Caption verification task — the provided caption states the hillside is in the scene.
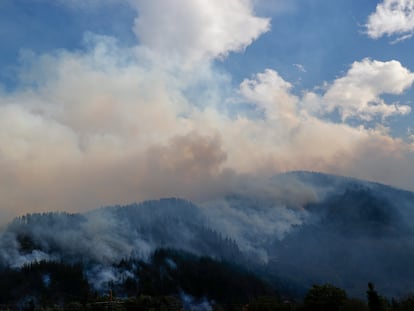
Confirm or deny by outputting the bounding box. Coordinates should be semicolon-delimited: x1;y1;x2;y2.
1;171;414;299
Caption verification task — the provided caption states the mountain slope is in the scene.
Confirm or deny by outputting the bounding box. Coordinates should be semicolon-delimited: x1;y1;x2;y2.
1;171;414;297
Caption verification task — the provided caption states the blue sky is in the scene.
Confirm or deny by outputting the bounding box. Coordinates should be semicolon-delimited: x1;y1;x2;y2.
226;1;413;82
1;0;414;217
1;1;412;84
2;0;413;132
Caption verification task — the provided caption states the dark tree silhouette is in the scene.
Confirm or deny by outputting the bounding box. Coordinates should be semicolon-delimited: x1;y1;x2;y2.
304;283;347;311
367;282;387;311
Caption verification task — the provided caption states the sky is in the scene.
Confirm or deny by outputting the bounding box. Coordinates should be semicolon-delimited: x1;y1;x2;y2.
1;0;414;220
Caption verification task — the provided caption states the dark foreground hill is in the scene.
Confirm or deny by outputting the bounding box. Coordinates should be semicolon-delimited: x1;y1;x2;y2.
0;249;274;308
1;171;414;300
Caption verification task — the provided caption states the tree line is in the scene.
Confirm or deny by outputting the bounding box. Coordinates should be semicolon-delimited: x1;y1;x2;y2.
1;250;414;311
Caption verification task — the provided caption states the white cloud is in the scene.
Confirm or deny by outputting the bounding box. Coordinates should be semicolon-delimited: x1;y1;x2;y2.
231;69;414;190
132;0;270;65
312;58;414;121
366;0;414;41
239;69;298;121
52;0;270;66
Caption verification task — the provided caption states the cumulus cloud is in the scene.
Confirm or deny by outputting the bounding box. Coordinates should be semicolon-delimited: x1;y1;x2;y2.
52;0;270;65
366;0;414;41
231;66;414;190
307;58;414;121
132;0;270;65
239;69;298;121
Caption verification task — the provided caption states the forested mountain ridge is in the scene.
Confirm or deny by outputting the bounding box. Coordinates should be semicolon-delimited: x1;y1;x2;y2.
1;171;414;302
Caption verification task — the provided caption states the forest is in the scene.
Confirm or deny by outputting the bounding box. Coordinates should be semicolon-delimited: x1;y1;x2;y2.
2;173;414;311
0;249;413;311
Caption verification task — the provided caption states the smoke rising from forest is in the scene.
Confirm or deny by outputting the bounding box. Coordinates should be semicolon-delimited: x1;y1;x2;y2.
1;171;414;297
0;172;324;291
1;0;414;222
0;174;315;269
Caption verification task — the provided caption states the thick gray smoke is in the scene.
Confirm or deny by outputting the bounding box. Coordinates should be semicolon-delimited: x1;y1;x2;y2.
0;174;316;289
0;173;318;265
1;171;414;297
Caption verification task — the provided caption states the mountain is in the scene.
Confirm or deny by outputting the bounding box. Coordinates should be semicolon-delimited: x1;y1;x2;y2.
1;171;414;298
268;172;414;297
